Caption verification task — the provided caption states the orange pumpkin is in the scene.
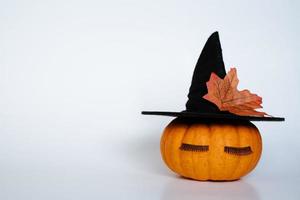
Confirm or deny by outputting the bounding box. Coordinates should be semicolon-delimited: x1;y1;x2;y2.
160;118;262;181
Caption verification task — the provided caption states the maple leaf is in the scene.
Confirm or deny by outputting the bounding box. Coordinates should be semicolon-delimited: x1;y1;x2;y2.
203;68;268;117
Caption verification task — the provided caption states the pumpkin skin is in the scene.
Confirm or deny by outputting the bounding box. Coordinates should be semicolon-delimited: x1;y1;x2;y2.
160;118;262;181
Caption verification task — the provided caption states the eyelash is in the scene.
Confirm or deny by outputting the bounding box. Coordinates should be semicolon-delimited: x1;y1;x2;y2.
224;146;253;156
179;144;253;155
179;143;209;152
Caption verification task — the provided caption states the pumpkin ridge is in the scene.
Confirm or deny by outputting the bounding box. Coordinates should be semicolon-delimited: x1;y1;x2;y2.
207;123;213;180
170;122;186;175
164;123;178;174
255;129;262;168
175;123;188;175
179;124;192;178
168;125;178;174
191;124;200;179
218;124;226;180
246;125;257;175
246;126;262;175
201;123;211;180
243;125;257;177
160;125;170;167
228;124;243;180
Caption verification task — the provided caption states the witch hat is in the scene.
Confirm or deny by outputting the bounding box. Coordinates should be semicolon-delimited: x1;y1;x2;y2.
142;32;284;121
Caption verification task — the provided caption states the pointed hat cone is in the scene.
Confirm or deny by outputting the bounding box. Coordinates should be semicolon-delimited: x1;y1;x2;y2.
185;32;226;113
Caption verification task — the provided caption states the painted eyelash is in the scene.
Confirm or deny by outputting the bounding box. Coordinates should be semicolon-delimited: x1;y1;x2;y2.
179;143;209;152
224;146;253;156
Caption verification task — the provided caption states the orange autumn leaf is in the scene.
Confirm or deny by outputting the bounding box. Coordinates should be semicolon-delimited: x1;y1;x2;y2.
203;68;268;117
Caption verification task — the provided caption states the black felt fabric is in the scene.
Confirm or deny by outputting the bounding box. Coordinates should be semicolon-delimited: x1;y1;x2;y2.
141;111;284;121
142;32;284;122
185;31;226;113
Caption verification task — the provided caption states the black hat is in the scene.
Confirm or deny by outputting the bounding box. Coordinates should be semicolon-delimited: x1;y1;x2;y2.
142;32;284;121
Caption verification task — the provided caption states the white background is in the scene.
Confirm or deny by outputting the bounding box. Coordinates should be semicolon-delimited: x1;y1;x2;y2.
1;0;300;199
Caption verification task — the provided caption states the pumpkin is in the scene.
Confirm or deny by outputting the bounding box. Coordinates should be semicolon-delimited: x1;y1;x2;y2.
160;118;262;181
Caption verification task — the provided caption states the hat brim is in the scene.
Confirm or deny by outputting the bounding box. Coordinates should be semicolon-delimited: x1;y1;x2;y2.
142;111;285;121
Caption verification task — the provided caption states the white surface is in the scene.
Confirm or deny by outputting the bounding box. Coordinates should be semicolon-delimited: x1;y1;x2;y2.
0;0;300;199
